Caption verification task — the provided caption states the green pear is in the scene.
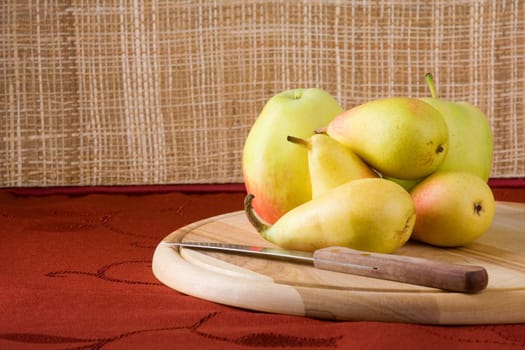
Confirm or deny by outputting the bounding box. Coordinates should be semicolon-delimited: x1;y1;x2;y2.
325;97;449;180
286;133;378;198
420;73;493;182
410;171;495;247
245;178;416;254
243;88;343;224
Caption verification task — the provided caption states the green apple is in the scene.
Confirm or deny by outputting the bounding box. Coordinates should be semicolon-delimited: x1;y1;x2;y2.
242;88;343;224
420;73;493;181
384;176;421;192
410;171;495;247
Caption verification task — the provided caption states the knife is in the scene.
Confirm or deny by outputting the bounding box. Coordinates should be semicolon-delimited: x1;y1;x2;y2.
161;241;488;293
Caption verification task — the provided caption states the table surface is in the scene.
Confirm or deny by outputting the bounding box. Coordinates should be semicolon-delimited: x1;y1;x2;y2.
1;186;525;350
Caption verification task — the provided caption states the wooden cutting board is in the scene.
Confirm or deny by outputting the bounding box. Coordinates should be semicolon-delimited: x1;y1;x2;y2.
152;201;525;325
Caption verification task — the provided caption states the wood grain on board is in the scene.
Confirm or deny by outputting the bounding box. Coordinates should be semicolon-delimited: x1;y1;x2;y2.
152;201;525;324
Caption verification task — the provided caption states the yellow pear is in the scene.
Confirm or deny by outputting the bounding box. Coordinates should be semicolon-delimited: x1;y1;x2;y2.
325;97;449;180
410;171;495;247
245;178;416;254
287;133;378;198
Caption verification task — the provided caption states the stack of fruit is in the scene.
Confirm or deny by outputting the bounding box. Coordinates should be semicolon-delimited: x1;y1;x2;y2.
242;74;495;254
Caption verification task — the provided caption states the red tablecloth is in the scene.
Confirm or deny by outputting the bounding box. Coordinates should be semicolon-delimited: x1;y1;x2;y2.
1;186;525;349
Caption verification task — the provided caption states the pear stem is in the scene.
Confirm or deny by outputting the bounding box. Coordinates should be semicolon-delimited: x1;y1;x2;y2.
244;193;271;234
425;73;439;99
286;135;311;149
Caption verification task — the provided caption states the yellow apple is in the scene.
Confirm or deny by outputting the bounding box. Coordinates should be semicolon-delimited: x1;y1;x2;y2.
242;88;343;224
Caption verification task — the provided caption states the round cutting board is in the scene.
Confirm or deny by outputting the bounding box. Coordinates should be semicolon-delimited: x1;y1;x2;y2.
152;201;525;324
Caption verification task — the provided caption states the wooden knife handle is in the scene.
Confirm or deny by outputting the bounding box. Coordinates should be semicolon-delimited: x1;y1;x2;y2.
313;246;488;293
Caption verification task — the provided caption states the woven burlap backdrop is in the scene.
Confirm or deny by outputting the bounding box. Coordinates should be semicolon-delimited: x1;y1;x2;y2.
1;1;524;186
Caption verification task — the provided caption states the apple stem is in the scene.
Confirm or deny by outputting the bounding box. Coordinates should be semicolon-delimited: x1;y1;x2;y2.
286;135;311;149
425;73;439;99
244;193;271;235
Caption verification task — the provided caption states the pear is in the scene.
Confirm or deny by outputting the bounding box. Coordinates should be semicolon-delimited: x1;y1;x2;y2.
243;88;343;224
410;171;495;247
286;133;378;198
420;73;493;182
245;178;416;254
325;97;449;180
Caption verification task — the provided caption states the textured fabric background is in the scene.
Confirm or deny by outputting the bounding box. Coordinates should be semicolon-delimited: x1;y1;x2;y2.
1;1;524;186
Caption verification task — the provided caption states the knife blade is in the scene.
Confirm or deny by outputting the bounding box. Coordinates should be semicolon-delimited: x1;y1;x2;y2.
161;241;488;293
